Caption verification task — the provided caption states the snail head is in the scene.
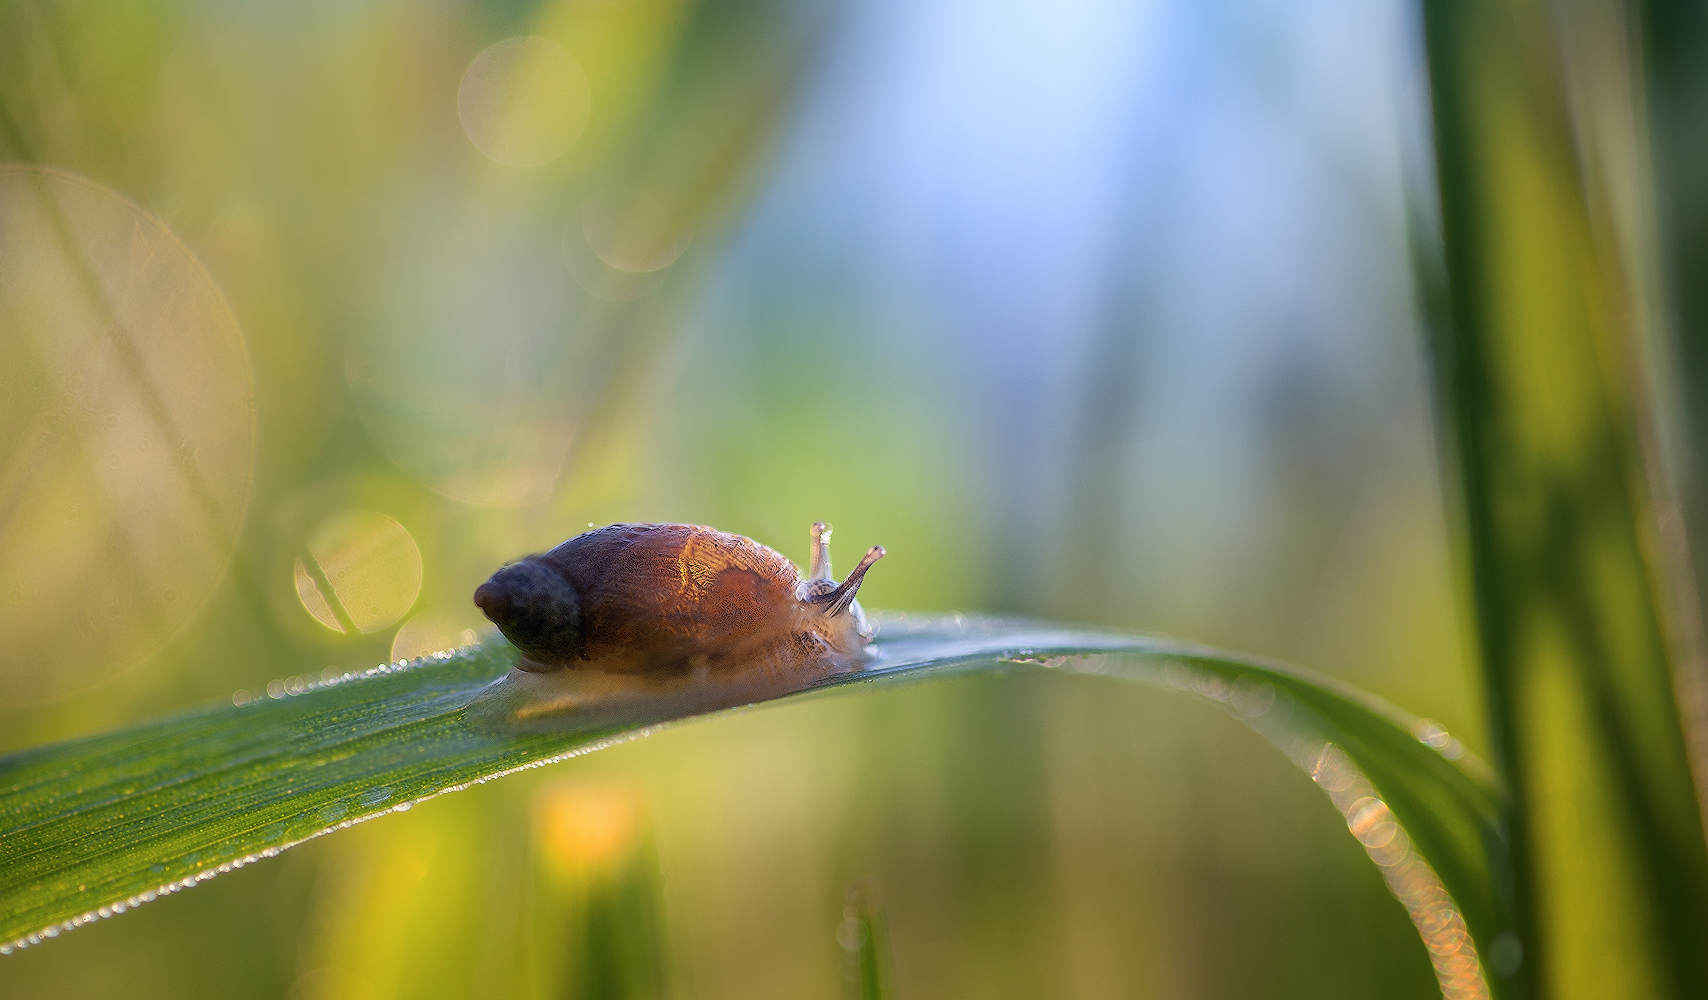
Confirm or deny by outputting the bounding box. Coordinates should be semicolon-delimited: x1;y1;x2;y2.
473;556;582;670
804;522;885;620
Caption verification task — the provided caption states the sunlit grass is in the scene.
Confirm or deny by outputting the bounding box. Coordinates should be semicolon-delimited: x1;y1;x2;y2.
0;616;1504;998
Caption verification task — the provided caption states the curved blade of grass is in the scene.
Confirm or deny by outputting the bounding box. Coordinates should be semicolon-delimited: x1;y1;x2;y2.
0;615;1509;993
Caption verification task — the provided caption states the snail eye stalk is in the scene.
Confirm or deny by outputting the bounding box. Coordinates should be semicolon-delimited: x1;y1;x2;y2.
808;521;834;582
812;545;884;618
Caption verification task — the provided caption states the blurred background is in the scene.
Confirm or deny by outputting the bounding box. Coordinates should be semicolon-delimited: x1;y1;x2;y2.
0;0;1481;996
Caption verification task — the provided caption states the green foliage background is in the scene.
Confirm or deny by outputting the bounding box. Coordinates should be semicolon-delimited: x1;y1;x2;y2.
3;0;1707;998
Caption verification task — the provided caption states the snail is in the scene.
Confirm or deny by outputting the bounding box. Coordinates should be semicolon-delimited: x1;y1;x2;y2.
472;522;885;711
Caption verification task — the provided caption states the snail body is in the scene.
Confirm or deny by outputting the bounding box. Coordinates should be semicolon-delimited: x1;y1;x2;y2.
474;522;885;685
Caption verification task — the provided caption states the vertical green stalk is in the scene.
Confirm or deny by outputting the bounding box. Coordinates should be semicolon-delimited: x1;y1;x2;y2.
838;880;897;1000
1639;0;1708;803
1418;2;1708;999
526;784;670;1000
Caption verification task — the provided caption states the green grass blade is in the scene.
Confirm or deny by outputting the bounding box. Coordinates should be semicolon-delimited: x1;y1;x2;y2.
1640;0;1708;798
1;616;1507;996
839;880;896;1000
1418;2;1708;997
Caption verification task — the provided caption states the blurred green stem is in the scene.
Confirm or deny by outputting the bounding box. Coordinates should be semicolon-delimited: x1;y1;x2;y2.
1418;1;1708;997
1639;0;1708;816
839;880;897;1000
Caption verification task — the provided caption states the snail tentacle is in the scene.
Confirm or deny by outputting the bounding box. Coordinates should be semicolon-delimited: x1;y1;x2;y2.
807;521;834;582
812;545;885;618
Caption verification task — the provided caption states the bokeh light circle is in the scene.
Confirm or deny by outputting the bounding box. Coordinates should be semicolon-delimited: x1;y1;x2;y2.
390;611;480;662
457;37;591;168
0;166;255;703
579;189;688;273
534;782;645;873
292;510;422;634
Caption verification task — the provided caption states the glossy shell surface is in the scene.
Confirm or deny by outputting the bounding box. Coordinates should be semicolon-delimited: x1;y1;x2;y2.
541;523;803;670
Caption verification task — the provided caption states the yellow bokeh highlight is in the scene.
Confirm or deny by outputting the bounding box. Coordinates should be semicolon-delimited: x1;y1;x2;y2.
293;510;423;634
457;37;591;167
293;557;343;633
534;781;645;876
0;166;254;702
390;611;480;662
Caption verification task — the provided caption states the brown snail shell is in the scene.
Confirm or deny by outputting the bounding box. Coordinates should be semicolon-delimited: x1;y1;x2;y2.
474;521;884;682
